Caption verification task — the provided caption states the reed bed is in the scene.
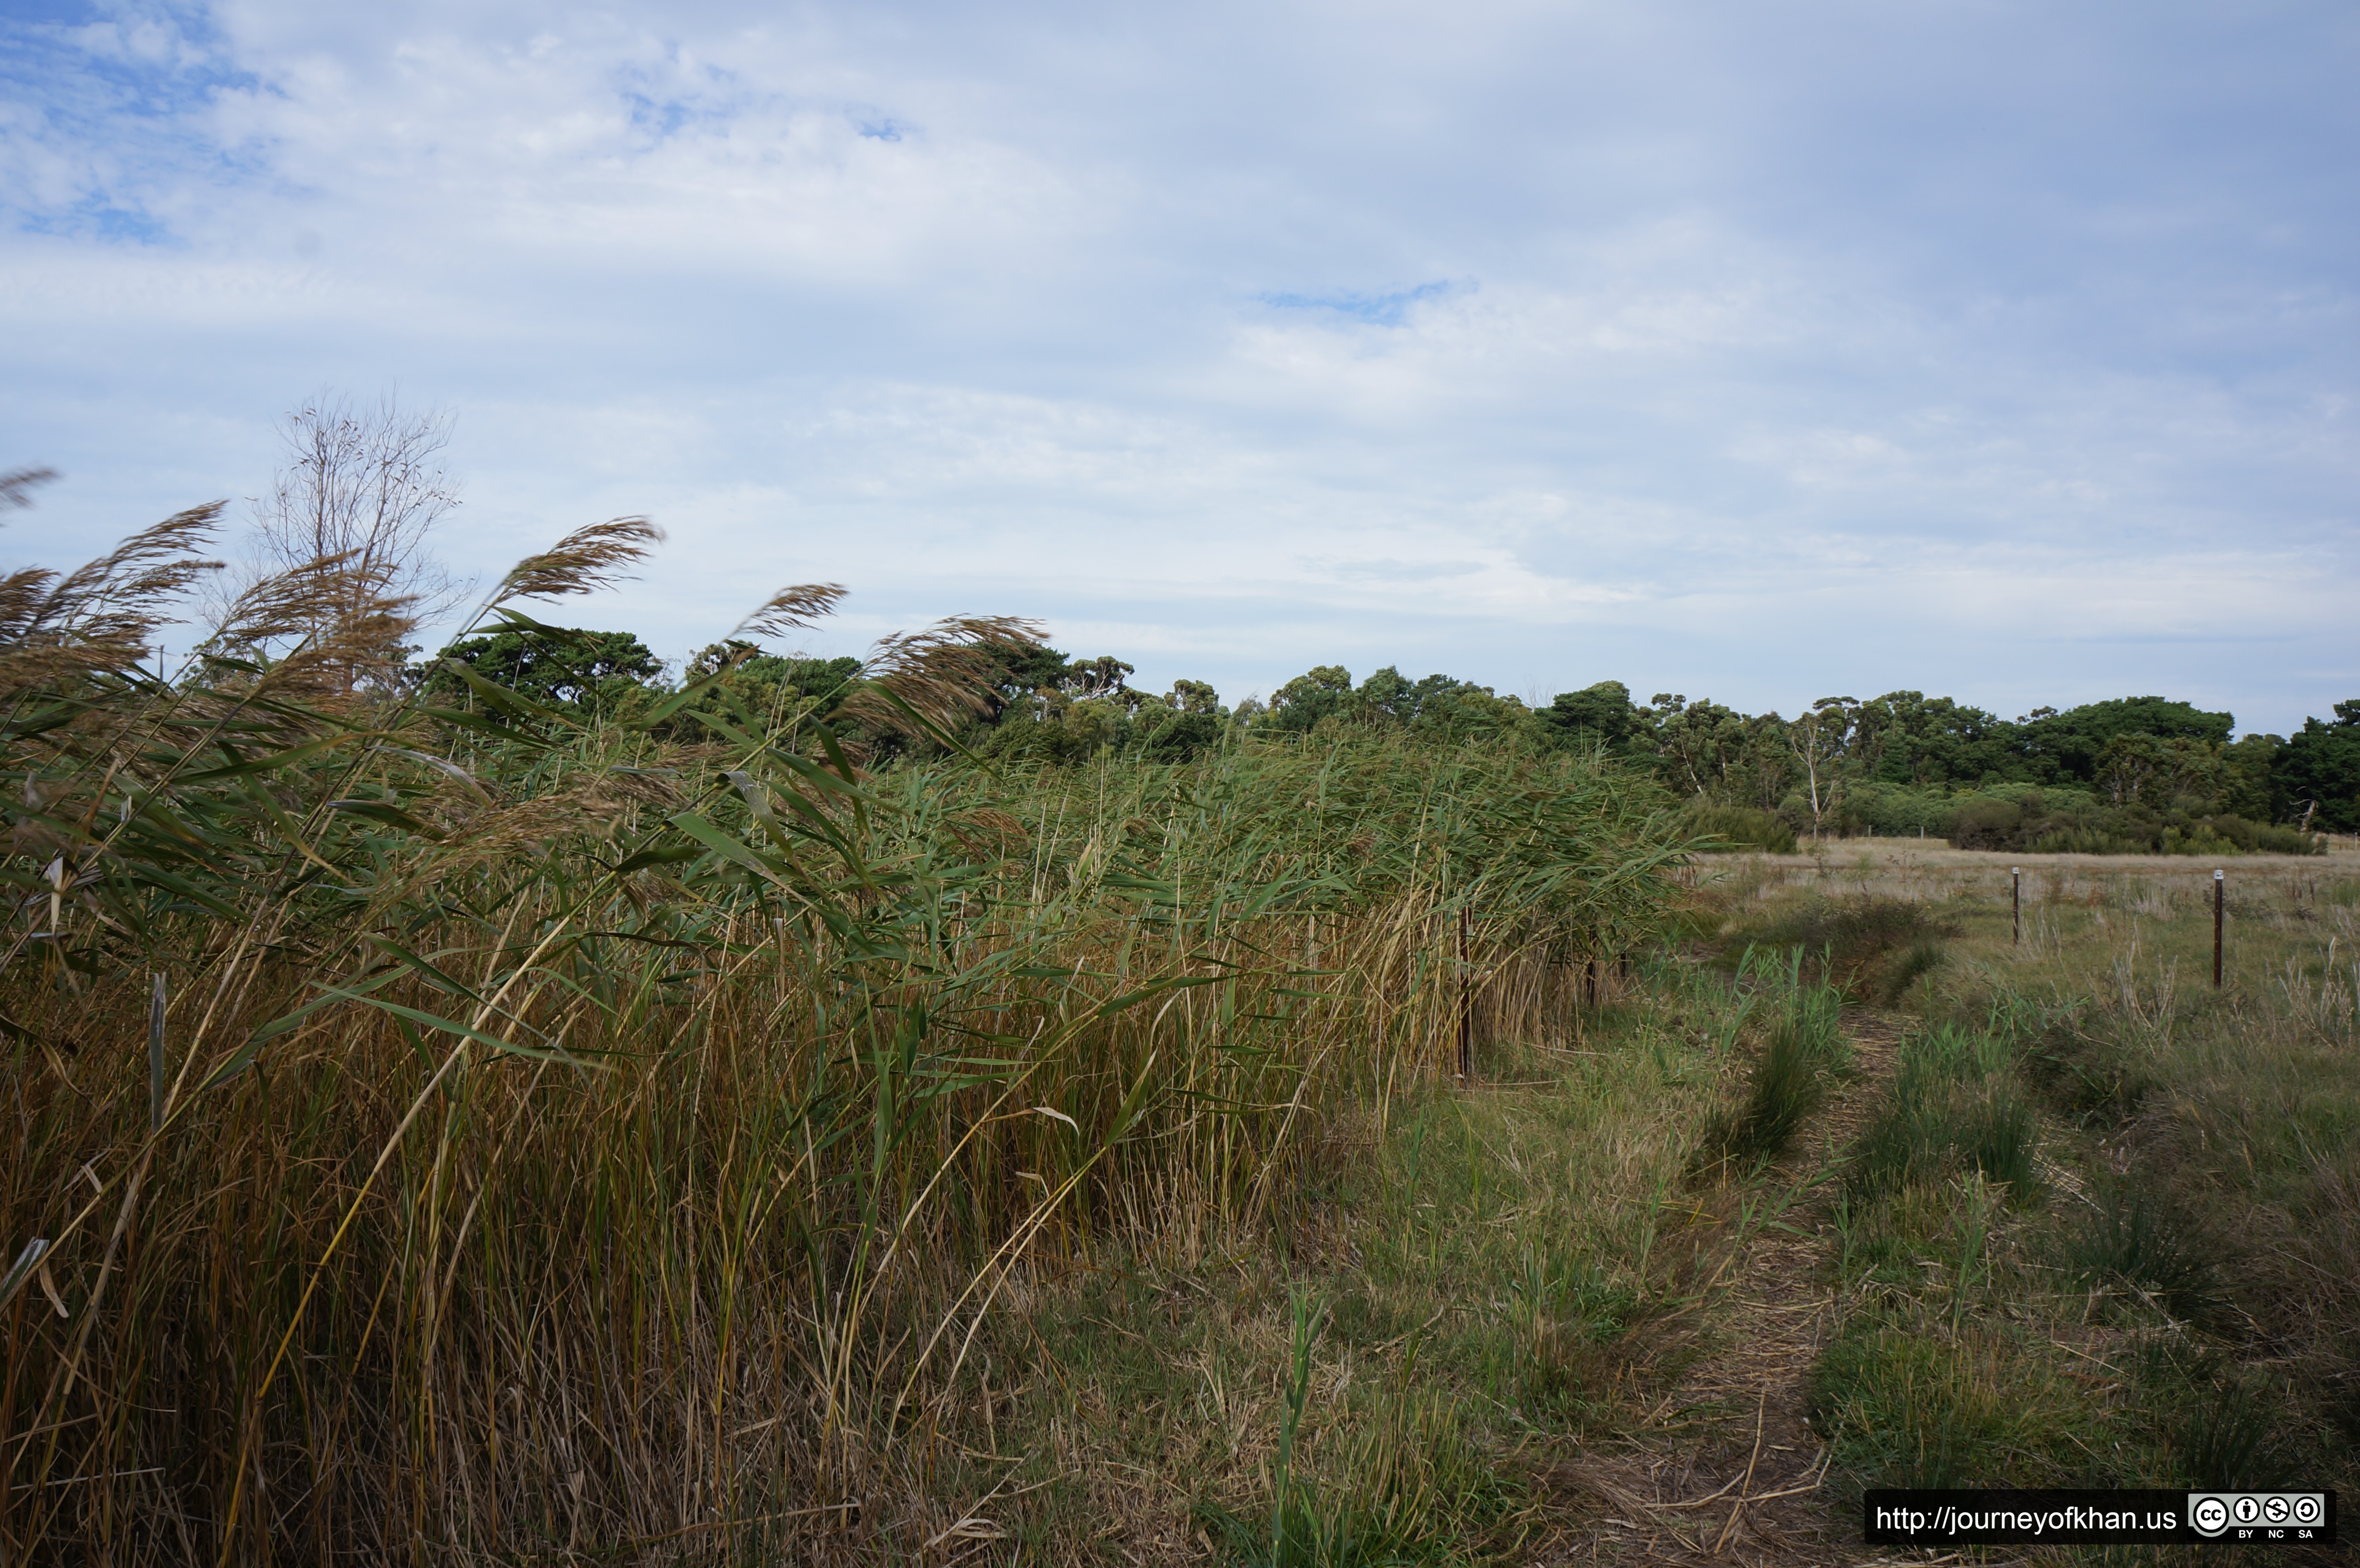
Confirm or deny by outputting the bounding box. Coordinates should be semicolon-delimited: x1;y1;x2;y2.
0;517;1684;1562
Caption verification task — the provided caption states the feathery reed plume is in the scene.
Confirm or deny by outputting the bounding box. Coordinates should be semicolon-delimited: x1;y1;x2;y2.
842;613;1042;736
198;546;421;698
729;582;847;643
0;467;59;512
291;590;422;698
205;549;367;650
0;503;224;687
489;516;664;607
0;570;54;658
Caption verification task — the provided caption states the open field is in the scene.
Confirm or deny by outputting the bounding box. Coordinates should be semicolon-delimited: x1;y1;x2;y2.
1654;843;2360;1564
1733;836;2360;879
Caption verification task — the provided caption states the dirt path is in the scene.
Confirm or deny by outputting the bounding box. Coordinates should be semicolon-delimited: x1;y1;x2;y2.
1552;1011;1911;1567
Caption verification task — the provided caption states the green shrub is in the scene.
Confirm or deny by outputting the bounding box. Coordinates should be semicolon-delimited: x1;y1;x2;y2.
2245;822;2325;855
1949;800;2023;850
2028;825;2147;855
2161;822;2239;857
1840;781;1959;838
2174;814;2323;856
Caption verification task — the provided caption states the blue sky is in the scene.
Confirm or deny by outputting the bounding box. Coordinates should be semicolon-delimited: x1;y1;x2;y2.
3;0;2354;732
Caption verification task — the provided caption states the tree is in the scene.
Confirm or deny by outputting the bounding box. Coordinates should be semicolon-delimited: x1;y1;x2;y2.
1731;712;1797;810
1787;697;1858;837
1355;666;1417;723
430;626;662;721
1641;695;1752;798
1852;692;2020;786
981;644;1072;722
215;392;467;689
1256;665;1528;744
676;641;866;737
1145;712;1220;760
1063;655;1135;701
1543;680;1635;750
2277;701;2360;833
1265;665;1357;733
1403;681;1528;746
255;393;461;598
1649;700;1796;809
2017;697;2232;784
2092;734;2157;808
2220;732;2283;821
1166;679;1220;714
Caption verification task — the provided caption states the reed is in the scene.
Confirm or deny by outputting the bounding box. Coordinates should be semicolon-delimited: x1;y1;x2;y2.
0;518;1684;1560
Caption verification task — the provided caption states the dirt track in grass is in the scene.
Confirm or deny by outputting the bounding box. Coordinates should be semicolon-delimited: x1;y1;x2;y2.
1545;1010;1932;1568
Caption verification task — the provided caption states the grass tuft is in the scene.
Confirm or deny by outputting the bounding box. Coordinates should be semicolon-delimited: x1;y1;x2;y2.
1848;1025;2040;1200
2174;1374;2282;1492
2065;1184;2227;1327
1696;955;1846;1170
1808;1322;2099;1491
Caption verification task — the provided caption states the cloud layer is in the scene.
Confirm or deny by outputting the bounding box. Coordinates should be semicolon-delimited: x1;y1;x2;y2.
4;0;2355;730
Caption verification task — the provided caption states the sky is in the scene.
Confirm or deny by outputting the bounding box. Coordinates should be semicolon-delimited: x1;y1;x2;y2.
2;0;2355;733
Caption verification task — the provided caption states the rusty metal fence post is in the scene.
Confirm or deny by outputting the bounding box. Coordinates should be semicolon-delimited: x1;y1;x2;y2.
2213;869;2225;988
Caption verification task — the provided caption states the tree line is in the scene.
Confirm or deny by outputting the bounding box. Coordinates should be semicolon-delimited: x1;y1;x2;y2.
420;620;2360;854
20;392;2348;855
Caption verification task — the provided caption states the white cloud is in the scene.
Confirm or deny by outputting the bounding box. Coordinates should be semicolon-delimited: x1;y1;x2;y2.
1;0;2354;732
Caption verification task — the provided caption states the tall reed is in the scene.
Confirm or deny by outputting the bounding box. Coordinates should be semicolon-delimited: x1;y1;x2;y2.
0;518;1683;1560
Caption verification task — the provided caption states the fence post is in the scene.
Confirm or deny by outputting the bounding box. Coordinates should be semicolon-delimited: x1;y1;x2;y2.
2213;869;2224;989
1456;908;1472;1079
2012;867;2021;947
